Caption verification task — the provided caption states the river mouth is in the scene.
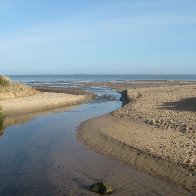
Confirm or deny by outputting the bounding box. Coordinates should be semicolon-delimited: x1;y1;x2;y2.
0;87;191;195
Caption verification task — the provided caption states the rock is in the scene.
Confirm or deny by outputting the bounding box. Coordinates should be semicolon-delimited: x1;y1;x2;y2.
149;120;154;125
90;182;113;195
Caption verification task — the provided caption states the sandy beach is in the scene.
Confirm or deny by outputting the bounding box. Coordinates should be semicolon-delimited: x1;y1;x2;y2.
78;84;196;193
0;76;93;116
0;92;90;116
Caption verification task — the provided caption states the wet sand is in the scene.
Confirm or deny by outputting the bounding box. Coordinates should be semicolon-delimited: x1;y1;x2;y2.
77;80;196;91
34;86;96;97
78;83;196;194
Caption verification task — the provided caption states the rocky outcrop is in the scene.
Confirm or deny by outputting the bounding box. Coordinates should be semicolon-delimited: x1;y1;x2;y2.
90;182;113;194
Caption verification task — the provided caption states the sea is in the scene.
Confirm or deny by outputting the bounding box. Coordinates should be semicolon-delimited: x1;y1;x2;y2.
8;74;196;87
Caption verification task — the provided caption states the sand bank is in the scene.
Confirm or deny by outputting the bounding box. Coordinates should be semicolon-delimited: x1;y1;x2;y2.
0;76;93;116
78;80;196;91
34;86;95;96
0;92;89;116
78;84;196;193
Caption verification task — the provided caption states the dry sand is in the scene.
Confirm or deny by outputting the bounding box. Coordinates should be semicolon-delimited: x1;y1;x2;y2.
0;92;88;116
0;77;92;116
78;84;196;193
113;85;196;169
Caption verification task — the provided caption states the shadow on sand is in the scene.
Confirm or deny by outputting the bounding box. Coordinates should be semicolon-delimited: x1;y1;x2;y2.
159;97;196;112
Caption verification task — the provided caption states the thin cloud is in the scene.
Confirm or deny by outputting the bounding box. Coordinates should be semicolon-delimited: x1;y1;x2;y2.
0;0;196;50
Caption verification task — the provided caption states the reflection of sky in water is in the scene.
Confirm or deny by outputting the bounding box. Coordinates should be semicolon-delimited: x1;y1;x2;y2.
0;88;123;195
0;87;121;136
0;120;3;136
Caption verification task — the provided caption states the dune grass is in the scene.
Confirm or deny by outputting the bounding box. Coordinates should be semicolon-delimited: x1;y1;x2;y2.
0;75;10;87
0;75;11;92
0;75;10;84
0;75;38;99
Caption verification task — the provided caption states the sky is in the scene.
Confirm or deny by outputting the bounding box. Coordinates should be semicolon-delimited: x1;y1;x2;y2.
0;0;196;75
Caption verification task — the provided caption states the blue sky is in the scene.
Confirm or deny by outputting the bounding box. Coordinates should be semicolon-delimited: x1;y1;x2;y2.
0;0;196;74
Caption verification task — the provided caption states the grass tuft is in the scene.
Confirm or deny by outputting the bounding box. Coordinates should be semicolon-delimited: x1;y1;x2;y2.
0;75;38;98
0;75;11;87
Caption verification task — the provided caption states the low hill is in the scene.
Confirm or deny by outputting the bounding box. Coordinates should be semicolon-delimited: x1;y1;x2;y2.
0;75;38;100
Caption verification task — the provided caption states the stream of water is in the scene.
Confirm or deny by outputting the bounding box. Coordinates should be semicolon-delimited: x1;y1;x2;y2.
0;87;190;195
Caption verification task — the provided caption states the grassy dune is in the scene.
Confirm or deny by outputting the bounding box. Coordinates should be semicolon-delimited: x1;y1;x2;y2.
0;75;89;116
0;75;38;119
0;75;38;100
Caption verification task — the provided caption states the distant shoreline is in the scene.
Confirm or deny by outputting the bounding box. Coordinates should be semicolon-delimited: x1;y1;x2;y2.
8;74;196;86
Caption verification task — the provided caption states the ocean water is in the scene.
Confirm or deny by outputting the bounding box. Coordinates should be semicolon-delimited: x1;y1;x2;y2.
9;74;196;85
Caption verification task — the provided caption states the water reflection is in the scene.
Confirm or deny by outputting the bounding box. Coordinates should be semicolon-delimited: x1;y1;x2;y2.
0;86;120;137
0;105;79;138
0;119;3;136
